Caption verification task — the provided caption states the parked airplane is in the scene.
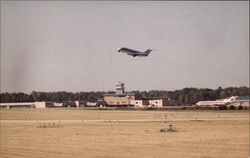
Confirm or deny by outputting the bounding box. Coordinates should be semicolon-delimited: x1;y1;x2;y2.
117;47;152;57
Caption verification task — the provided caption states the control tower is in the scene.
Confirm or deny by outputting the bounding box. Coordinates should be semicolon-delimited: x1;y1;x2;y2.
103;82;141;107
115;82;125;94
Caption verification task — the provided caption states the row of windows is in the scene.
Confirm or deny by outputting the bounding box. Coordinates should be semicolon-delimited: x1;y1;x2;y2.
109;102;126;104
135;101;160;103
109;101;162;105
135;101;160;104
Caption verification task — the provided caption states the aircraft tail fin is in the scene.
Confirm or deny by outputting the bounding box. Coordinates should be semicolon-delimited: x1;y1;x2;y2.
145;49;152;55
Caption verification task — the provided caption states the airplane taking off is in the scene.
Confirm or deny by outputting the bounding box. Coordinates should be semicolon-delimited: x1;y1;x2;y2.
117;47;152;57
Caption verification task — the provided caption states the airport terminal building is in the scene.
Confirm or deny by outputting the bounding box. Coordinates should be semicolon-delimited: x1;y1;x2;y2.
103;82;142;107
103;82;174;107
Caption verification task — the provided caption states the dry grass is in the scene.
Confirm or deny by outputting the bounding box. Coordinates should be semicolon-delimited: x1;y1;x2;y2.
0;109;249;158
0;108;248;120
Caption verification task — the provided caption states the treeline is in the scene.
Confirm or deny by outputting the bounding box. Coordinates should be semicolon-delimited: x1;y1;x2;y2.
0;86;249;105
0;91;106;103
0;92;34;103
138;86;249;105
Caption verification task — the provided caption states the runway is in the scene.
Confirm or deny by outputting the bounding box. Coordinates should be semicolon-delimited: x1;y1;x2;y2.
0;118;248;123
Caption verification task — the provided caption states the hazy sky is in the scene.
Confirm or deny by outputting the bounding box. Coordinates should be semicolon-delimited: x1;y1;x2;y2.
1;1;249;93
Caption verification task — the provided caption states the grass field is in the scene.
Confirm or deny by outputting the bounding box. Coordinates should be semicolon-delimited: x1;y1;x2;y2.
0;108;248;120
0;109;249;158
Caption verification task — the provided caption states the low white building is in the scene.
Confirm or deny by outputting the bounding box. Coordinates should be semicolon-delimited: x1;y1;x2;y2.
131;100;148;107
54;102;63;108
131;98;171;107
0;102;46;108
86;102;97;107
148;99;164;107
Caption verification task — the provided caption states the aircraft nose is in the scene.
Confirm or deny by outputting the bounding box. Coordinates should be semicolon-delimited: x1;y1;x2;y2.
117;48;121;52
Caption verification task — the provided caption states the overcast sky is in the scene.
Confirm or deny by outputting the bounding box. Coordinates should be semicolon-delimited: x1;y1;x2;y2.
1;1;249;93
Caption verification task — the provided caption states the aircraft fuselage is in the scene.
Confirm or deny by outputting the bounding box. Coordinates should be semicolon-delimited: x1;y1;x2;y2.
118;47;152;57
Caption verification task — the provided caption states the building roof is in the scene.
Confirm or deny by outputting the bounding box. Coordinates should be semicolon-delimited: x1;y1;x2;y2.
104;93;137;97
0;102;36;106
142;97;169;100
